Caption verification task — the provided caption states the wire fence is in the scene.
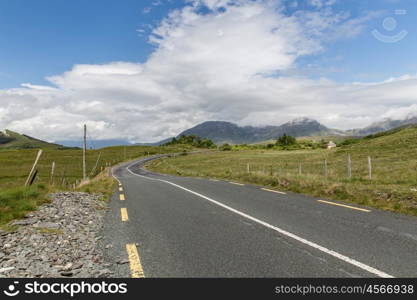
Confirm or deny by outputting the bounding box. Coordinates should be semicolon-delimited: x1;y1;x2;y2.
160;151;417;186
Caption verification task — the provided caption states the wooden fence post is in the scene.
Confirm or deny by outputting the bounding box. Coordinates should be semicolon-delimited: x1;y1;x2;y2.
61;170;66;186
368;156;372;180
25;149;43;187
28;170;38;186
90;152;101;177
247;163;250;174
298;162;302;175
324;159;328;177
50;161;55;185
347;154;352;179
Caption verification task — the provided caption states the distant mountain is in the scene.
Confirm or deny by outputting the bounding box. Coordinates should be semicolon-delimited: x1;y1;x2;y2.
175;118;346;144
135;137;173;146
347;116;417;136
268;118;346;139
57;139;132;149
178;121;251;144
0;129;64;149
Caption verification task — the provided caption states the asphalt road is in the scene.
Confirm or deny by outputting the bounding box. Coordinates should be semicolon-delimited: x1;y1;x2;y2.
102;155;417;278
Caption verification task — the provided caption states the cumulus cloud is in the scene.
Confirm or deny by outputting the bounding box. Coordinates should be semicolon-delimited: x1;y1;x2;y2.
1;0;416;142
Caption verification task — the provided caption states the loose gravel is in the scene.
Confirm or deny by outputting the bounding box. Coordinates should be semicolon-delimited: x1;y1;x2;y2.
0;192;116;278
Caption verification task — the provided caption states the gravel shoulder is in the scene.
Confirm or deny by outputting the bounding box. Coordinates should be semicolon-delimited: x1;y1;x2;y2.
0;192;118;278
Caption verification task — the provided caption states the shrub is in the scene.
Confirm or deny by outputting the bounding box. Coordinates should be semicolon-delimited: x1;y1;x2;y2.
220;143;232;151
276;134;297;146
163;135;216;148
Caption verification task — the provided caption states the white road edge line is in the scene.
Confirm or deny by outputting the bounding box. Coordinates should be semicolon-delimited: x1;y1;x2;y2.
123;161;393;278
261;188;286;195
111;167;122;186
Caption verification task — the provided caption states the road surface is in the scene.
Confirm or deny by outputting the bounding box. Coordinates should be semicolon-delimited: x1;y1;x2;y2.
102;155;417;278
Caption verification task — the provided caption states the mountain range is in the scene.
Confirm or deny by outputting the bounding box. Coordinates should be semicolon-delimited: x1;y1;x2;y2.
169;116;417;144
176;118;345;144
2;115;417;149
55;139;132;149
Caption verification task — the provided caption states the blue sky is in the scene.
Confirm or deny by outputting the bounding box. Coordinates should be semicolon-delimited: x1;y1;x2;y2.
0;0;171;88
0;0;416;142
1;0;415;88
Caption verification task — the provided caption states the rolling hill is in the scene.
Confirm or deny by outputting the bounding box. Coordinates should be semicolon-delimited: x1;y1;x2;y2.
0;130;65;149
347;116;417;136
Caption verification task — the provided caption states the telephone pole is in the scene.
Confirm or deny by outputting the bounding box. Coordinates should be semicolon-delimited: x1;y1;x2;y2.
83;124;87;181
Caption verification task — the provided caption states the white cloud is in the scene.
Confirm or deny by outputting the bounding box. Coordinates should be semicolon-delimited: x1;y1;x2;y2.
1;0;416;142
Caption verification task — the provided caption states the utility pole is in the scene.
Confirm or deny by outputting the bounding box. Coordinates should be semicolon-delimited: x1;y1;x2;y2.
83;124;87;181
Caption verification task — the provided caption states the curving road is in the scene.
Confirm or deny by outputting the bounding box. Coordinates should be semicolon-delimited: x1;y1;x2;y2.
102;155;417;278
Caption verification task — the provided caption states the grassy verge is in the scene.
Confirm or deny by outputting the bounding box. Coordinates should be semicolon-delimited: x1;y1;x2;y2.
0;145;192;190
76;170;117;202
0;184;49;226
146;147;417;216
0;144;194;227
0;171;116;229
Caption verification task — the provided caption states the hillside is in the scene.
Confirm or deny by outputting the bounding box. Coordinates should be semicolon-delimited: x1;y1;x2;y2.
347;116;417;136
0;130;64;149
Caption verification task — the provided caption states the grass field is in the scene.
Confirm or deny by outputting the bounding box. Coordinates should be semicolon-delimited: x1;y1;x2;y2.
0;144;191;226
146;126;417;216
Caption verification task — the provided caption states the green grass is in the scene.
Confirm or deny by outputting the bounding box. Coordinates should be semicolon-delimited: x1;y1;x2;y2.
0;144;193;226
76;172;118;202
0;144;192;190
146;126;417;216
0;184;48;225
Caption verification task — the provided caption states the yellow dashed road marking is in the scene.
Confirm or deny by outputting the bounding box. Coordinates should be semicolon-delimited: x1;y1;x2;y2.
229;182;244;186
210;179;219;182
120;194;125;201
317;200;371;212
261;188;286;195
121;208;129;221
126;243;145;278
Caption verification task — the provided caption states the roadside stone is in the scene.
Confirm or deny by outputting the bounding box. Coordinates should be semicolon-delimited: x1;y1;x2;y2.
97;268;112;278
0;192;112;278
0;267;14;273
34;222;60;230
117;259;129;265
60;271;74;277
12;219;37;226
